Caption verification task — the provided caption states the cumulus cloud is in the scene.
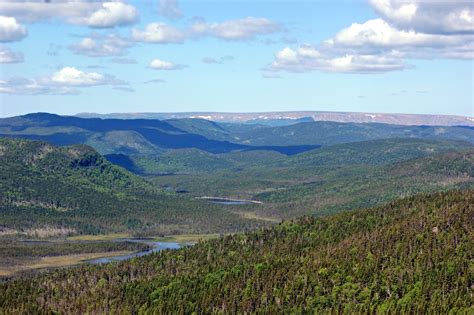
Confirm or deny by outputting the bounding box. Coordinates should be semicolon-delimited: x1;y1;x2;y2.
190;17;280;40
0;46;24;63
0;1;138;28
74;2;138;28
267;12;473;74
149;58;184;70
268;46;407;74
328;18;473;59
158;0;182;19
132;22;185;43
0;77;77;95
0;16;27;42
0;66;127;95
132;17;280;44
50;67;107;86
70;34;131;57
370;0;474;35
330;19;453;47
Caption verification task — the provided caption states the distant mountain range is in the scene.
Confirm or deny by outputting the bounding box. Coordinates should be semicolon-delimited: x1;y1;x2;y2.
76;111;474;126
1;113;473;160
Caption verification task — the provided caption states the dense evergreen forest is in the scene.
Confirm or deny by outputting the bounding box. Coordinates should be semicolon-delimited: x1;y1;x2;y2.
0;138;263;236
1;137;473;237
1;190;472;313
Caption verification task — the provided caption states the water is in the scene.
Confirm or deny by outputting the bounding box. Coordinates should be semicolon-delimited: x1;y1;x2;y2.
198;197;261;205
209;200;253;205
87;239;183;264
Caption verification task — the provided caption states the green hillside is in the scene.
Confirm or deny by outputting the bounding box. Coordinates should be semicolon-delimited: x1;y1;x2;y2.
1;190;471;313
119;138;471;175
277;138;472;167
148;141;474;219
225;121;474;146
0;138;263;236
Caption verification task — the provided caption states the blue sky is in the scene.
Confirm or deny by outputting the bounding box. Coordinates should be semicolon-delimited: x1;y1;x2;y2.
0;0;472;118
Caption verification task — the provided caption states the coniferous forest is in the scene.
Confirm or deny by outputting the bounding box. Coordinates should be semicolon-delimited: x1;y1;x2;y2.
1;0;474;312
1;190;472;313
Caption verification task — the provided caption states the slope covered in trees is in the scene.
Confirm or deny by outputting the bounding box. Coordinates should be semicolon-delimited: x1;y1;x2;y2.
1;190;472;313
0;138;263;236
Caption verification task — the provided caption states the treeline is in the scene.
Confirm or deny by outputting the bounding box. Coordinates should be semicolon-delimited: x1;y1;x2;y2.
1;190;472;313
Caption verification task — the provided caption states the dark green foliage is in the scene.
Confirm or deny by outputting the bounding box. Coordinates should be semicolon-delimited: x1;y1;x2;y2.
1;190;472;313
222;121;474;146
149;144;474;220
0;138;265;235
1;113;473;158
122;138;472;175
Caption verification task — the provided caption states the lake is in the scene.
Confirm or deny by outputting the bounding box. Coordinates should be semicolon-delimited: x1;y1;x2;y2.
197;197;262;205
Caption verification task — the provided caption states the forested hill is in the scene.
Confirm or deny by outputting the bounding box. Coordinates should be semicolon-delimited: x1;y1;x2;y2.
0;138;262;236
2;189;472;313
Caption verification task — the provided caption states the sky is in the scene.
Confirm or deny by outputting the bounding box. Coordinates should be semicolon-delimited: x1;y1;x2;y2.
0;0;472;118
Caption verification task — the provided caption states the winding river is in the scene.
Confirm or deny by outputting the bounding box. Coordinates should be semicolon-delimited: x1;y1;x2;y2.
87;239;184;264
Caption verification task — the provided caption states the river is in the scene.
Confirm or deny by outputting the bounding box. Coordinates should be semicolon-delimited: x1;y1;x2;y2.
87;239;184;264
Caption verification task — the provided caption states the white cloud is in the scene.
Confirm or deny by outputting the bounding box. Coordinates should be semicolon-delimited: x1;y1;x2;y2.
269;46;406;74
370;0;474;34
132;22;185;43
132;18;280;43
149;58;184;70
331;18;452;47
0;1;94;23
0;77;77;95
75;2;138;28
0;1;138;28
0;66;127;95
70;34;131;57
0;16;27;42
268;15;473;74
328;18;473;59
158;0;182;19
51;67;107;86
190;17;280;40
0;46;23;63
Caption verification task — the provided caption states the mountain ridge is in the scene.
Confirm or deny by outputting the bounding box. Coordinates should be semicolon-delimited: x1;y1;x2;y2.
74;110;474;126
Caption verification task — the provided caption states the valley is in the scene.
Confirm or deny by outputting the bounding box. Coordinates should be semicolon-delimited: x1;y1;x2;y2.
1;190;472;313
0;113;472;312
1;0;473;311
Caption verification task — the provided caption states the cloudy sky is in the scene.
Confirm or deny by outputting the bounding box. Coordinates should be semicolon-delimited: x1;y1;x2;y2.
0;0;472;117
